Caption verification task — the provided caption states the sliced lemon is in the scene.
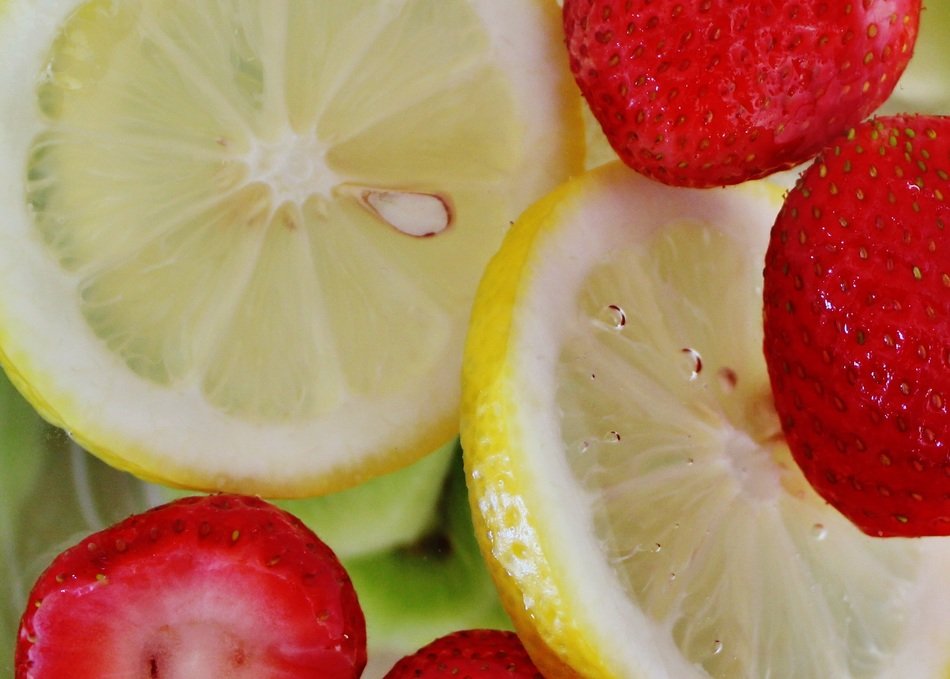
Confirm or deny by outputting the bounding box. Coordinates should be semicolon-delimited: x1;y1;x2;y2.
0;0;583;495
461;162;950;679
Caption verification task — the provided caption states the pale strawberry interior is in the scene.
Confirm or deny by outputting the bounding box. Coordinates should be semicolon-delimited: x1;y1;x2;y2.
27;558;351;678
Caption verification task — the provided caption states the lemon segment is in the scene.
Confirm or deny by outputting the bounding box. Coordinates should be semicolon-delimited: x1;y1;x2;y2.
461;162;950;678
0;0;583;495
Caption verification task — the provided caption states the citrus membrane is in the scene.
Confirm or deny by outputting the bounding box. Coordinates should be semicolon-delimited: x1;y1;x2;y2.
0;0;582;495
461;162;950;678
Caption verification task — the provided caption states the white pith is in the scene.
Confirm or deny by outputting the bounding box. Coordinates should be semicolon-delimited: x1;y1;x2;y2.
244;130;338;210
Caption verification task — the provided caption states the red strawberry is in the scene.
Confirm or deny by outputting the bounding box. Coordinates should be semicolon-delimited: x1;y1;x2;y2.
563;0;921;188
15;494;366;678
383;629;542;678
762;114;950;537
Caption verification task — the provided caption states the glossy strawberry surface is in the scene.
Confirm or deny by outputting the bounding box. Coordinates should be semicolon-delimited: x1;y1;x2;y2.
563;0;921;187
763;114;950;537
383;629;543;678
15;494;366;678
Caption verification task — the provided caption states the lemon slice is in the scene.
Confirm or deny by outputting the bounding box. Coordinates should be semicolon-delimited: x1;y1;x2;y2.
461;162;950;679
0;0;582;495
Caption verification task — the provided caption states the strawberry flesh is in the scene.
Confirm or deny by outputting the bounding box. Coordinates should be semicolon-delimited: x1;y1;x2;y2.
15;494;366;678
383;629;542;678
763;114;950;537
563;0;921;187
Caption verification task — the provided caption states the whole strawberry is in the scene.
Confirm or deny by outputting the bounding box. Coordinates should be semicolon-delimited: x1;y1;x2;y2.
563;0;921;187
383;629;543;678
15;494;367;678
763;114;950;537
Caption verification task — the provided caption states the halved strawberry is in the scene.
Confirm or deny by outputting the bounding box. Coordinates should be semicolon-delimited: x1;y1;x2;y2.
563;0;921;187
763;114;950;537
15;494;366;678
382;629;542;678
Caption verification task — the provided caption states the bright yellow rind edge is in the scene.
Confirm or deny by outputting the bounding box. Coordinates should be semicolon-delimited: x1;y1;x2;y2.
461;167;618;679
0;332;460;497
